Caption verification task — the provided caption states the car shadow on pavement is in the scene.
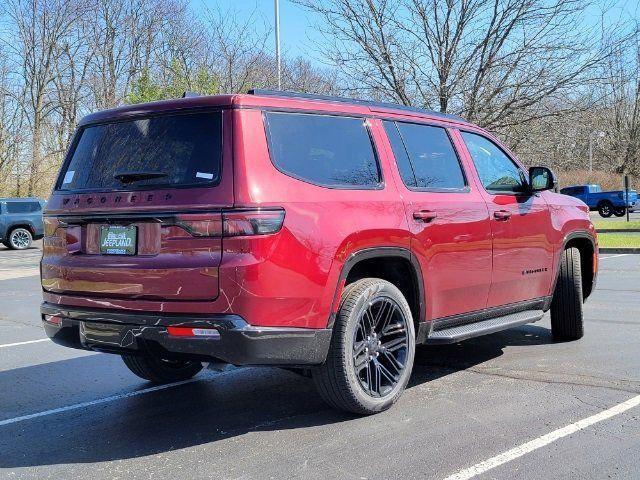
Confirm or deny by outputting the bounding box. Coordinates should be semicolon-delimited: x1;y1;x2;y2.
0;325;553;469
412;323;553;380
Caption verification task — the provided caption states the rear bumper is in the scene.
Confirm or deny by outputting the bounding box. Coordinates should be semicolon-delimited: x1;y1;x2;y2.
41;302;332;366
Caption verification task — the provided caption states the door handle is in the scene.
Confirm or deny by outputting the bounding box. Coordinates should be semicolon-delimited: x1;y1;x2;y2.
493;210;511;221
413;210;437;223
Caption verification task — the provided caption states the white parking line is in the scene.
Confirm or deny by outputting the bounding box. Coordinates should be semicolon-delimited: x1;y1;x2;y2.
0;378;200;427
600;254;630;260
0;368;238;427
442;394;640;480
0;338;49;348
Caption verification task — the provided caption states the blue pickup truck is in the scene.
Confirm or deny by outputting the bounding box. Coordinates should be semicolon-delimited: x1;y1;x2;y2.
560;184;638;217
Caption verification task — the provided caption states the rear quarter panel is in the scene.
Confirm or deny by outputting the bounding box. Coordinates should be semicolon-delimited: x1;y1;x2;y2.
228;108;410;328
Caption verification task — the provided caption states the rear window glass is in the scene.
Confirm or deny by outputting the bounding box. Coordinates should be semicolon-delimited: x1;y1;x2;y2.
58;112;222;191
264;112;380;188
5;202;40;214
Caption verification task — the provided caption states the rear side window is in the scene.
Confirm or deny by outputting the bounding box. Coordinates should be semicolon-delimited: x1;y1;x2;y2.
461;132;526;193
5;202;40;214
384;121;466;190
264;112;381;188
58;112;222;191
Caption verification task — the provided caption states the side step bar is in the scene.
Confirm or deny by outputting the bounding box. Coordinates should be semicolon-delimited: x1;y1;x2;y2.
424;310;545;345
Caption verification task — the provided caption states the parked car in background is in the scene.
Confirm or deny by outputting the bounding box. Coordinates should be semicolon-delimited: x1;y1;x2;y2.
560;184;638;217
0;198;45;249
40;90;597;415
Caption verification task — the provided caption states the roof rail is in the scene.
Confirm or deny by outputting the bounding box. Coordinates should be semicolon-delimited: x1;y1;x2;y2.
246;89;466;122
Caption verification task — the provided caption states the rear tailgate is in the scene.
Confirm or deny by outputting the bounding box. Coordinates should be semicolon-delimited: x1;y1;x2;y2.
41;109;233;302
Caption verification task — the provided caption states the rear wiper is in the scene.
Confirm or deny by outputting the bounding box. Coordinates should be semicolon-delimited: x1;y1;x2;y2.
113;171;168;184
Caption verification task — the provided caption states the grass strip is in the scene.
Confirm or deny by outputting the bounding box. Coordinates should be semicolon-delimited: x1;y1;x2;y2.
592;219;640;230
598;232;640;248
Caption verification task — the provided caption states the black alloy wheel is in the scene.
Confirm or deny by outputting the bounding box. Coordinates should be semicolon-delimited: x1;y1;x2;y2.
352;296;409;397
312;278;416;415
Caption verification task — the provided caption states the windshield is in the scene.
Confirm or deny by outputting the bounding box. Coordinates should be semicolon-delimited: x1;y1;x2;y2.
57;111;222;191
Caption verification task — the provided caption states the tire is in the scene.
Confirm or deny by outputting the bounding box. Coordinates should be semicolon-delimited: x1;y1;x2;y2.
598;201;613;218
550;247;584;341
313;278;416;415
7;227;32;250
121;354;203;383
613;207;626;217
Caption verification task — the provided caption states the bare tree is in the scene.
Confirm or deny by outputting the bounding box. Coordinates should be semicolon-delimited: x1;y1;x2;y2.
52;8;95;157
295;0;622;130
0;49;25;195
88;0;185;109
3;0;88;195
602;23;640;174
201;5;273;94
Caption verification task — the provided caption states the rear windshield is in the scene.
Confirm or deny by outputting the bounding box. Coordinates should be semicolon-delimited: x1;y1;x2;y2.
57;111;222;191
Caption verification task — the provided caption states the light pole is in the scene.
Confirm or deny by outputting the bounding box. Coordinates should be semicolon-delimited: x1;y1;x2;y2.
588;130;605;173
275;0;281;90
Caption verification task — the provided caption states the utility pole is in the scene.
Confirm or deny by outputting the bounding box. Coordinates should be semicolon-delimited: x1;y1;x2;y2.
589;130;605;173
589;134;593;173
275;0;281;90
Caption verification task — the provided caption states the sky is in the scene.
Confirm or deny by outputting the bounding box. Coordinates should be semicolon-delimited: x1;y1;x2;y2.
189;0;639;67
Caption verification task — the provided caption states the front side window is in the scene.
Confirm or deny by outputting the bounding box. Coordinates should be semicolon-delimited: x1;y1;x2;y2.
264;112;380;188
385;121;466;190
57;111;223;191
461;132;526;193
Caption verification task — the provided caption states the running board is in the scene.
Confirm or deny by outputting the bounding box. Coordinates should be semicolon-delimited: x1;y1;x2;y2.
424;310;545;345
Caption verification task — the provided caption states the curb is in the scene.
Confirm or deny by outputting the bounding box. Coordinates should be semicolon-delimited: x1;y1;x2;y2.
597;229;640;233
599;248;640;254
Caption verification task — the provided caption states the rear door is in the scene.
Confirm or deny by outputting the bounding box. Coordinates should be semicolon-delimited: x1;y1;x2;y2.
41;110;232;302
457;130;554;307
382;120;492;320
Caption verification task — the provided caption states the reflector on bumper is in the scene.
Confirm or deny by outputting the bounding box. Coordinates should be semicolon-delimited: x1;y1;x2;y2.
167;327;221;339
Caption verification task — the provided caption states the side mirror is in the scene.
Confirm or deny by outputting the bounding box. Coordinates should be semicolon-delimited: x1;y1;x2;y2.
529;166;557;192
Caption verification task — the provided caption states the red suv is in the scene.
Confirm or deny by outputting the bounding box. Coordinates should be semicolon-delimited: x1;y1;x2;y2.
41;90;597;414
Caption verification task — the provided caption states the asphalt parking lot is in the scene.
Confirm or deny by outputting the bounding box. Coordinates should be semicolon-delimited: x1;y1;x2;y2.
1;247;639;479
590;210;640;223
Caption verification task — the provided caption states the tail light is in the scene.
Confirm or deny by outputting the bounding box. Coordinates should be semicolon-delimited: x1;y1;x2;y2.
223;209;285;236
42;217;68;255
175;208;284;237
43;217;61;237
174;213;223;237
